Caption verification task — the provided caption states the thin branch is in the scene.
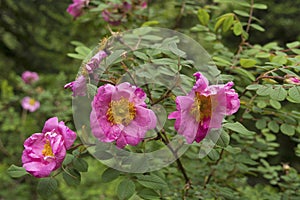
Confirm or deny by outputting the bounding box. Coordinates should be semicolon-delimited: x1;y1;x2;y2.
156;128;192;198
173;0;186;29
203;148;225;188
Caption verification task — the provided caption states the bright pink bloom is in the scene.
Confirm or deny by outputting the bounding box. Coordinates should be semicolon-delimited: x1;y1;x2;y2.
85;50;107;73
21;71;39;84
168;72;240;144
64;75;87;96
21;97;40;112
90;82;157;148
22;117;76;178
286;76;300;85
22;132;66;178
67;0;89;19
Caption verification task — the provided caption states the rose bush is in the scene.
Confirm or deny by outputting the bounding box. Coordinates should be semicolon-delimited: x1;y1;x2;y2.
3;0;300;199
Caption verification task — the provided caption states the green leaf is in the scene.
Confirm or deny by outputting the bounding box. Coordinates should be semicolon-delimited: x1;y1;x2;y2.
271;55;287;65
233;10;249;17
75;46;91;56
138;189;160;200
142;35;162;41
291;49;300;54
252;3;268;9
269;99;281;109
270;86;287;101
257;100;267;108
222;15;234;32
235;68;255;81
288;86;300;103
257;85;272;96
223;122;255;136
117;179;135;200
240;58;257;68
101;168;120;183
63;168;81;186
213;56;232;66
216;130;230;147
67;53;86;60
168;42;186;57
255;119;267;129
142;20;160;27
250;24;265;32
268;121;279;133
287;41;300;49
133;51;148;60
63;154;75;166
224;145;241;154
137;174;168;190
280;124;295;136
37;178;58;198
198;8;210;26
255;52;270;58
214;16;226;31
207;149;220;161
263;133;276;141
246;84;261;90
233;22;243;36
73;157;88;172
7;165;29;178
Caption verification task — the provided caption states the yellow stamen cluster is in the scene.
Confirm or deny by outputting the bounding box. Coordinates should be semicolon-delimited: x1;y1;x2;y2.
29;98;36;106
106;97;136;126
190;92;212;123
42;140;54;157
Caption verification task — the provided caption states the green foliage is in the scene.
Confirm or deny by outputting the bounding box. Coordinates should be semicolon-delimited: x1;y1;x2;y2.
37;178;58;198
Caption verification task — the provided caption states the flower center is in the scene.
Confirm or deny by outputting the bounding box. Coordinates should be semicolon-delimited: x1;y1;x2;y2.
29;98;36;106
190;92;212;123
42;140;54;157
106;97;136;126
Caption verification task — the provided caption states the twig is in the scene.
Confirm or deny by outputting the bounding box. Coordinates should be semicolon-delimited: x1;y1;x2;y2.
203;148;225;188
245;0;254;33
156;128;192;198
173;0;186;29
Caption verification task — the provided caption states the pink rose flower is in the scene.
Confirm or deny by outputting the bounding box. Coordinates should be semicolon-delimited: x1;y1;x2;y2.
22;117;76;178
85;50;108;73
168;72;240;143
67;0;89;19
21;97;40;112
90;82;157;148
64;75;87;96
21;71;39;84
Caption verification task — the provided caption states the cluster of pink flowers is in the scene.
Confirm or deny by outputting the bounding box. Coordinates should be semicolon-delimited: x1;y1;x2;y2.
66;0;147;24
102;0;147;26
22;117;76;177
21;71;40;112
67;0;90;19
86;72;239;148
